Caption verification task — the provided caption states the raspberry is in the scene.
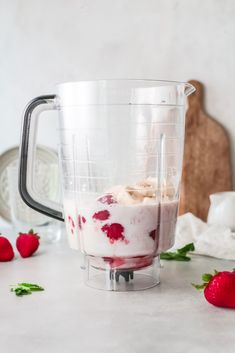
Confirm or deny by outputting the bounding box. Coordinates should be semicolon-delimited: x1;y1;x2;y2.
101;223;125;243
97;194;117;205
78;215;86;230
92;210;110;221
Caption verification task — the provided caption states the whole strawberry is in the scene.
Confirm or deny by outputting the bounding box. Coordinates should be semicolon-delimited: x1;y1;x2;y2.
0;236;14;261
193;270;235;309
16;229;40;258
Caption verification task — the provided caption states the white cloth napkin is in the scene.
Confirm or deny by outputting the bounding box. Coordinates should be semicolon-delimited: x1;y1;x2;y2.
174;213;235;260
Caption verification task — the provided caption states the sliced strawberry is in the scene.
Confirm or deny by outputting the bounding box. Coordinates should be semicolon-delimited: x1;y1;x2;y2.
149;229;157;240
78;215;86;230
97;194;117;205
103;256;125;268
68;215;75;234
92;210;110;221
132;256;153;269
101;223;125;243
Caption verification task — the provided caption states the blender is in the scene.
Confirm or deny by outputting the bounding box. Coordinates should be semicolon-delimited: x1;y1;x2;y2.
19;80;195;290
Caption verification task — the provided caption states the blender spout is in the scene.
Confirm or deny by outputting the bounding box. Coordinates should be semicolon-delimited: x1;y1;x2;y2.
184;83;196;96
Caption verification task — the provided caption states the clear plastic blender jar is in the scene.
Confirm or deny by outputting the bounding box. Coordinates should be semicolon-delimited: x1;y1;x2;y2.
19;80;195;291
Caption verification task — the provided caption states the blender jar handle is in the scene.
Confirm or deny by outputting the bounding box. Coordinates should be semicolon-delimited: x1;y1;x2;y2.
19;95;64;222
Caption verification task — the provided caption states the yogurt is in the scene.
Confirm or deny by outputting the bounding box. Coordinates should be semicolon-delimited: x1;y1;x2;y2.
63;178;178;269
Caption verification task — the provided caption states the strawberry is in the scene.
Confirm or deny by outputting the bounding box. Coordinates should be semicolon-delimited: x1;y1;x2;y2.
0;236;14;261
193;270;235;309
16;229;40;258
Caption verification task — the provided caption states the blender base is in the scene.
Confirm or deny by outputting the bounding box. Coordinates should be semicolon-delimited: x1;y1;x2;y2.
82;255;160;291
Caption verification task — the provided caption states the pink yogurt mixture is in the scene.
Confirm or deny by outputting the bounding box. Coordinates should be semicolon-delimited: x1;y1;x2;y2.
64;193;178;270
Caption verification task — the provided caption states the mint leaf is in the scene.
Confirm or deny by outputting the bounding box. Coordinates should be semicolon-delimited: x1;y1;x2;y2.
160;252;191;261
160;243;195;261
16;289;31;296
11;286;31;296
173;255;191;261
18;283;44;291
177;243;195;255
10;283;44;296
160;252;175;260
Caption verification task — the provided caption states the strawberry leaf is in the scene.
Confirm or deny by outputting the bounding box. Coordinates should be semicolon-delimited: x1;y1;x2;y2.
27;229;40;239
192;283;207;290
202;273;213;282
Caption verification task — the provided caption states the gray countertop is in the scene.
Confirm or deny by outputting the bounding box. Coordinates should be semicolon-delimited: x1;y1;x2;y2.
1;228;235;353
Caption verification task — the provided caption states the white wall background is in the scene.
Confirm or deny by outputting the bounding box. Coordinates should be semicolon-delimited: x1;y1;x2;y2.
0;0;235;184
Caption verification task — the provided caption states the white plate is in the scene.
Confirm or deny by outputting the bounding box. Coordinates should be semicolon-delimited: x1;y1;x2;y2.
0;145;59;223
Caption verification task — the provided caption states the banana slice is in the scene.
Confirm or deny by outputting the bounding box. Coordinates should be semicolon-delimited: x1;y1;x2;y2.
105;178;175;205
116;190;140;205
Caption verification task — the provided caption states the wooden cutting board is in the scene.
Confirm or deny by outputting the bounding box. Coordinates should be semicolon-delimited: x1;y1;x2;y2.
179;80;232;221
